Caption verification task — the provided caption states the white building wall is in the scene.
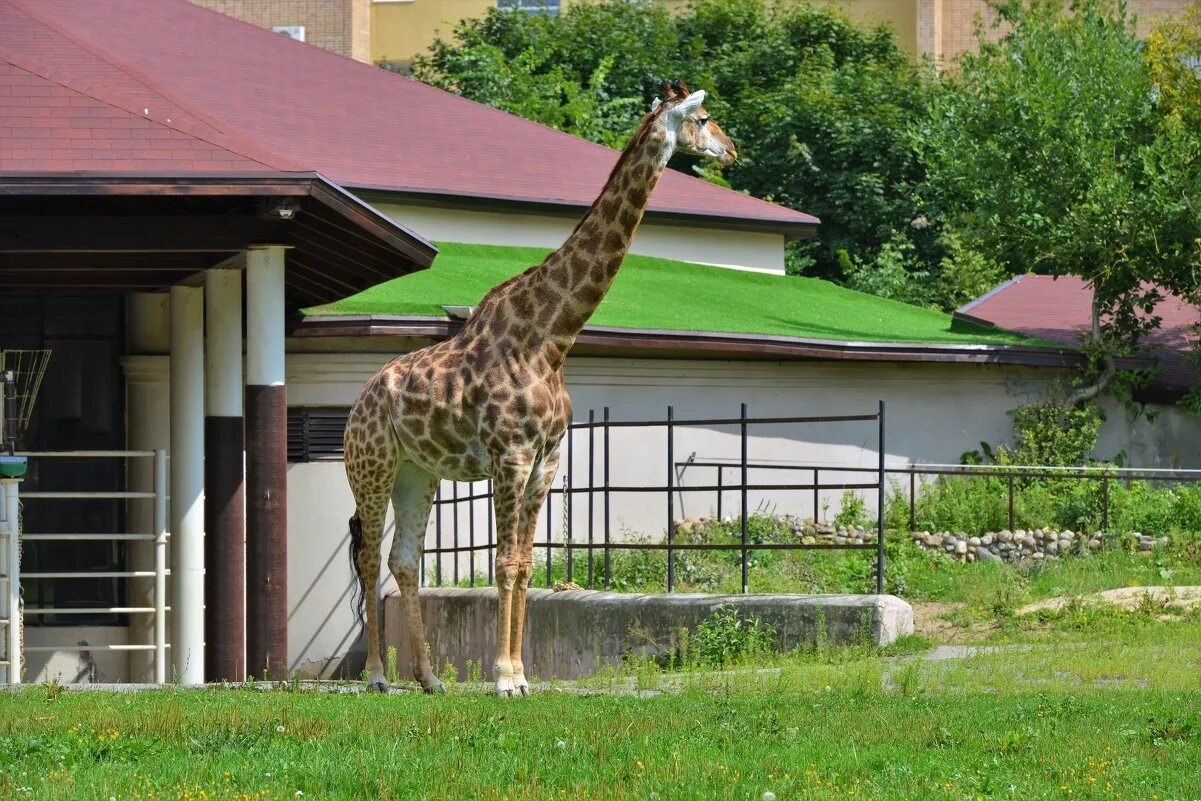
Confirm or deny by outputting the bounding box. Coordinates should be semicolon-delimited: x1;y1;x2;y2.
279;350;1201;676
375;202;788;274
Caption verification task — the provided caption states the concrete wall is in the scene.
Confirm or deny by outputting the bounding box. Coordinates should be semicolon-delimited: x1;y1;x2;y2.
23;626;130;684
376;202;788;274
384;587;913;681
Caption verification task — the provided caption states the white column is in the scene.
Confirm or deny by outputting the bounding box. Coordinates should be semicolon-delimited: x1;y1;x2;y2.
206;270;243;417
247;248;286;387
245;245;289;677
170;284;205;685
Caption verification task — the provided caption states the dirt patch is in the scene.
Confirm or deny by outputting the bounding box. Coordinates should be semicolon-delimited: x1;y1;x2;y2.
1018;586;1201;616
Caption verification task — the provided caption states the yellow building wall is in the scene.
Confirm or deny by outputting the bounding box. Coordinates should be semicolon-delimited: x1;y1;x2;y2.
190;0;372;62
369;0;1194;68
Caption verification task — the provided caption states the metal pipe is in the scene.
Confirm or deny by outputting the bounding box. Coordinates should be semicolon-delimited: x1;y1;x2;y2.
154;448;167;684
4;371;16;456
468;481;475;588
434;484;442;586
452;482;459;586
4;479;20;684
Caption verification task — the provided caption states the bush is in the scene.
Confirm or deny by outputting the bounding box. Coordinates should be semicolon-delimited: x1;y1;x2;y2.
688;604;776;667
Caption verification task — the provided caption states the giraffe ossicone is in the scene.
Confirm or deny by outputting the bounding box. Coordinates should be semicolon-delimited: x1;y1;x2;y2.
343;79;736;697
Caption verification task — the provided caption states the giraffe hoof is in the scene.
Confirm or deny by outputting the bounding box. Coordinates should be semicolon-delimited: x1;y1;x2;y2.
495;677;516;698
422;678;446;695
513;676;531;697
365;679;389;694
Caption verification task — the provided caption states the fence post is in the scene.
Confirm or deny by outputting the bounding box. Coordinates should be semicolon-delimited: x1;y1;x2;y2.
587;410;595;589
434;484;442;587
909;470;916;532
566;423;574;584
716;466;723;521
1102;474;1110;531
666;406;675;593
813;468;819;524
486;479;494;585
452;482;460;587
876;400;885;595
153;448;168;684
1007;473;1015;531
740;402;749;595
468;481;475;588
3;478;22;685
545;480;553;588
603;406;611;590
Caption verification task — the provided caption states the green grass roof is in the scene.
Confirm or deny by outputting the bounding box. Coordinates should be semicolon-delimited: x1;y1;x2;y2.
305;242;1046;347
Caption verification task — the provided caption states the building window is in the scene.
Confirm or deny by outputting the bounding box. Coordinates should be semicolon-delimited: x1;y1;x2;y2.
272;25;306;42
498;0;560;14
287;407;349;462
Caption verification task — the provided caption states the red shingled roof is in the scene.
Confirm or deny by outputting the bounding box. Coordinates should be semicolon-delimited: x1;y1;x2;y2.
0;0;817;233
956;275;1199;395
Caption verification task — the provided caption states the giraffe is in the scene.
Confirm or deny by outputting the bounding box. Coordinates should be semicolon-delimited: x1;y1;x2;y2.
344;80;737;697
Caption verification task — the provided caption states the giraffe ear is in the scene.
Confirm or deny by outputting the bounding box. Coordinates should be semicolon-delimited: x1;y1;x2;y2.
669;89;706;119
650;97;662;113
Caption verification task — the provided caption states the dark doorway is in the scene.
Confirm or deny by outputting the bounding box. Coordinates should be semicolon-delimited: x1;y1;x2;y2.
0;294;126;625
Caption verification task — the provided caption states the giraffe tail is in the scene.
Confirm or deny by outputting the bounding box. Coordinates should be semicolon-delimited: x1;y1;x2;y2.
348;512;366;625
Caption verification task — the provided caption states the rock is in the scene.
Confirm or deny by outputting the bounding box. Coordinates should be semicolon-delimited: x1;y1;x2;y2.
966;552;976;562
834;536;847;545
927;534;944;547
676;519;695;535
1032;552;1044;560
955;540;968;555
1088;538;1102;550
977;548;1001;563
1063;530;1074;540
801;536;816;546
1024;536;1038;549
998;530;1013;543
1046;541;1059;555
981;535;993;546
969;536;982;547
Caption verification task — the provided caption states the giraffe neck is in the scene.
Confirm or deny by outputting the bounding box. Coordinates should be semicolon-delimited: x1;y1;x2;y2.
509;123;675;370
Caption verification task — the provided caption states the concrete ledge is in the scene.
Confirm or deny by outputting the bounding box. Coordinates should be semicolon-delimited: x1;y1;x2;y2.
386;588;913;680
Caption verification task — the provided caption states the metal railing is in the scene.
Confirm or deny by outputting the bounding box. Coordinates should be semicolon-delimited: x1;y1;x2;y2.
3;450;169;684
421;403;888;594
1;480;19;683
892;462;1201;534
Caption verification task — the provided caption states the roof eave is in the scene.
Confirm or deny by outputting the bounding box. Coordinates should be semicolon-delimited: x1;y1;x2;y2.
291;315;1083;367
348;185;820;240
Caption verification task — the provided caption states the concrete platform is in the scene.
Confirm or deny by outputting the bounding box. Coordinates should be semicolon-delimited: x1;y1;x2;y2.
385;588;913;680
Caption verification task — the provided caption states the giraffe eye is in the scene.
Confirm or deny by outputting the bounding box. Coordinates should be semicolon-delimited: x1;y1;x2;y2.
697;116;710;126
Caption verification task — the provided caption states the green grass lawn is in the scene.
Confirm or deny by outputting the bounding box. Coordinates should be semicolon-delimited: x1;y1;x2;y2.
305;242;1048;347
2;632;1199;801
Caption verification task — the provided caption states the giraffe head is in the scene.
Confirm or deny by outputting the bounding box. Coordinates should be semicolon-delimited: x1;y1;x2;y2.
651;79;737;166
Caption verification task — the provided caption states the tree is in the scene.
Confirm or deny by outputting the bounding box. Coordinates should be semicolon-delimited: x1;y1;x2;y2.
412;0;945;299
914;0;1201;404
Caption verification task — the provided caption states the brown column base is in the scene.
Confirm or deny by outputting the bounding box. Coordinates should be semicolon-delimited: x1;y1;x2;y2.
246;384;288;680
204;415;245;682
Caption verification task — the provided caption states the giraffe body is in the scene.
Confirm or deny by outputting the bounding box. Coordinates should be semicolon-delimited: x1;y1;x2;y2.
344;81;735;696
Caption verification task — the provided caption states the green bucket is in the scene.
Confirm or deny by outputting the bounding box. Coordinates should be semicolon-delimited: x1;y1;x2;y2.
0;455;27;478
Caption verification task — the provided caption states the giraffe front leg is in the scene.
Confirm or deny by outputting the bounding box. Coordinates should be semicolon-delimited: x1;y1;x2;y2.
492;454;533;698
510;446;562;698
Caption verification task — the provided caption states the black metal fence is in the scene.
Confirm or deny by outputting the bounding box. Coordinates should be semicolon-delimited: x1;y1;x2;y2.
893;463;1201;533
420;402;888;594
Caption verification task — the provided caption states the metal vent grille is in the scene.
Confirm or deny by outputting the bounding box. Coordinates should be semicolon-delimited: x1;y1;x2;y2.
287;407;349;462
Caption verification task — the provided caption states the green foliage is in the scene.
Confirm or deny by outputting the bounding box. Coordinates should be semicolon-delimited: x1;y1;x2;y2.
413;0;949;299
689;604;776;667
916;0;1201;378
832;490;869;528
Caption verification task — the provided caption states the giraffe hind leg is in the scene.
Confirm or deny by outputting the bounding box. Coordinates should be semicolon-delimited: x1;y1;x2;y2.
344;414;398;693
387;461;443;694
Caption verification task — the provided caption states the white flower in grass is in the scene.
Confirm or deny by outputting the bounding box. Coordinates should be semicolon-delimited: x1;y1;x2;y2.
555;739;566;750
295;792;304;798
276;724;286;733
763;793;776;801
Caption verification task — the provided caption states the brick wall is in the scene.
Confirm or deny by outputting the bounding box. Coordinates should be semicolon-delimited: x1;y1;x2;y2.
189;0;371;62
922;0;1194;62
